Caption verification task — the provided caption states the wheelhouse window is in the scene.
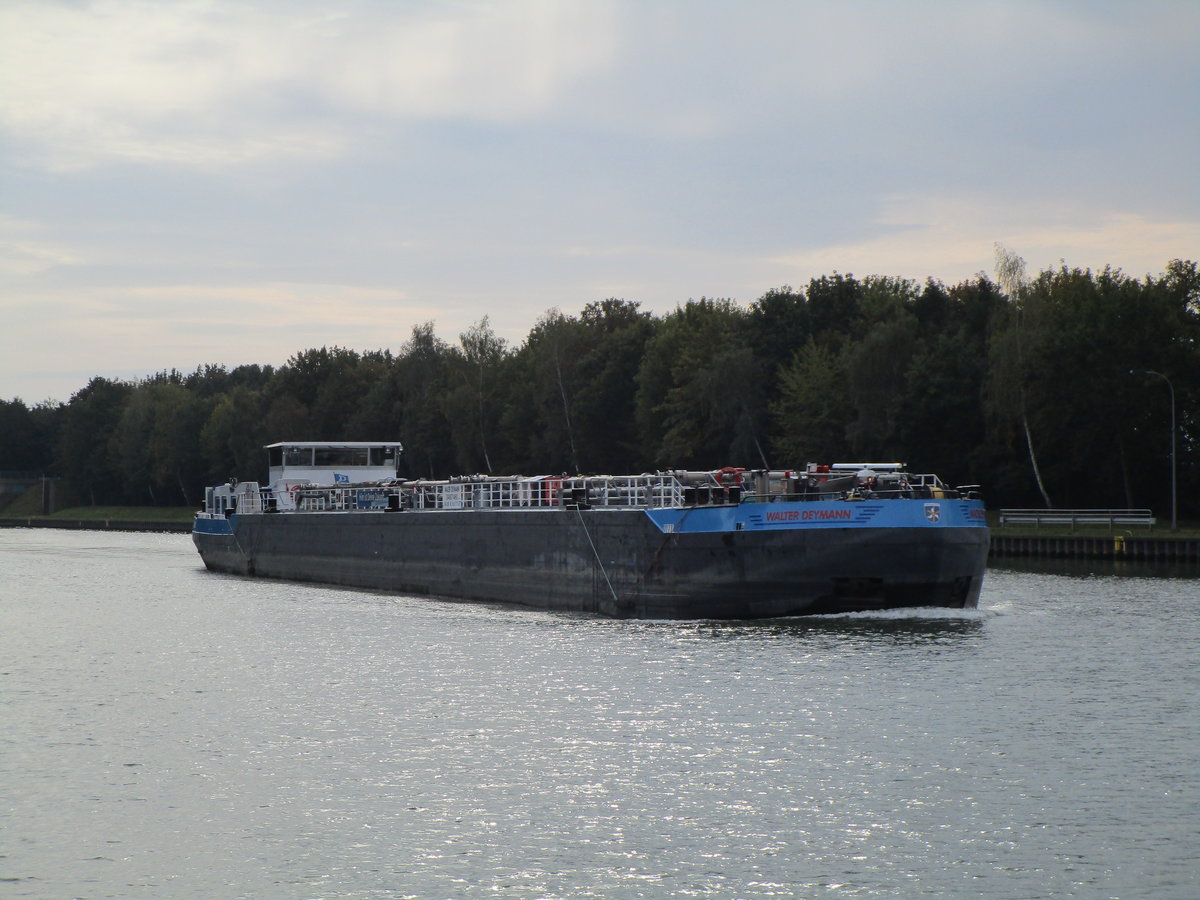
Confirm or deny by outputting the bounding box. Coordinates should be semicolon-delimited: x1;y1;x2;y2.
369;446;398;467
314;447;370;467
284;446;313;467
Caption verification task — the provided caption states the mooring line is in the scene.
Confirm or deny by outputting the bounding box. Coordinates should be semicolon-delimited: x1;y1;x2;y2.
229;516;248;556
575;507;620;607
228;514;254;573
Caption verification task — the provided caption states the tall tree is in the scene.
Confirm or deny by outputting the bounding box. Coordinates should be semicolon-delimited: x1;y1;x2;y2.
573;299;658;473
843;276;920;459
393;322;456;479
0;399;60;472
200;386;270;485
502;309;586;473
989;244;1053;507
444;318;508;473
893;278;999;484
56;377;133;505
770;340;852;464
636;299;766;468
747;286;811;381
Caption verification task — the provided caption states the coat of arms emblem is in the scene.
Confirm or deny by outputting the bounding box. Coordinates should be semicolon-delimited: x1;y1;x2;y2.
924;503;941;523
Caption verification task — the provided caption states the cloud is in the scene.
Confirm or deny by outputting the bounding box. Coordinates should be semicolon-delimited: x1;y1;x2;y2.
0;0;616;170
0;215;89;275
769;195;1200;285
2;0;1196;406
1;277;448;399
316;3;615;120
118;281;438;327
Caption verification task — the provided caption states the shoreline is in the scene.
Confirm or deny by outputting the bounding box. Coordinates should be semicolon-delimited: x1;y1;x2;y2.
3;516;1198;562
990;533;1199;562
0;517;192;534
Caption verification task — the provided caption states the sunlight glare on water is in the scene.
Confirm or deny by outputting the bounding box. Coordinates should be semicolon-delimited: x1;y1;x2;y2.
1;530;1197;898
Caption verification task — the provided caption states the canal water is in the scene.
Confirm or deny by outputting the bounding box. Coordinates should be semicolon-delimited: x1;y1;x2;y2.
2;529;1197;898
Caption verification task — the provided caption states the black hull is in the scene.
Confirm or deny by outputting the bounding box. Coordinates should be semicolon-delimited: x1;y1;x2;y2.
193;508;988;619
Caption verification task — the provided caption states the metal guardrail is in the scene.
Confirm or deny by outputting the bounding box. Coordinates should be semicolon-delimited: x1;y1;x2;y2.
998;508;1156;529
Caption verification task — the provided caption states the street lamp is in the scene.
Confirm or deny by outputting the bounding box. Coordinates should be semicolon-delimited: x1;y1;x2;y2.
1131;369;1177;531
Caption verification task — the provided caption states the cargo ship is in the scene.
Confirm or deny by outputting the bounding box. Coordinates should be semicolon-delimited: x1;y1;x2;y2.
192;441;989;618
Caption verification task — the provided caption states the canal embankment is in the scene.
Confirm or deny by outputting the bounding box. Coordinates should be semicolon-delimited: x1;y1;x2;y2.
0;516;192;534
2;508;1198;558
990;532;1200;561
0;497;195;534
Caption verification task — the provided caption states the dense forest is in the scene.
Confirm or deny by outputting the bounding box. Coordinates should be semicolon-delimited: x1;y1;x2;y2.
3;256;1198;518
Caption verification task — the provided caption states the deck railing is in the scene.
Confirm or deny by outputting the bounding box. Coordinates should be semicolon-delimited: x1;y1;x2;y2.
201;469;966;517
277;474;688;514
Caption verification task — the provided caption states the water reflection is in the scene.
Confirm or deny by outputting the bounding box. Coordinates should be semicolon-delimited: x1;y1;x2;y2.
635;608;988;645
10;529;1196;900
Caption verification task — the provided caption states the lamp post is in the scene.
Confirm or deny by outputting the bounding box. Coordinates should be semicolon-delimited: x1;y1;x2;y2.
1131;369;1177;531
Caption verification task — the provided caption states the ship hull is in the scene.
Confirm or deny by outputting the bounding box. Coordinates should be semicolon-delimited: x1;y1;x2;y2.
193;499;989;618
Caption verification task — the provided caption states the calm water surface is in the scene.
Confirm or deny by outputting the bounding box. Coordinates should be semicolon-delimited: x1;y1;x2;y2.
2;529;1197;899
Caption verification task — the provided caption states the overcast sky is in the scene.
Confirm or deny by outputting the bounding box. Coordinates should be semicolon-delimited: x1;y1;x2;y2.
2;0;1197;403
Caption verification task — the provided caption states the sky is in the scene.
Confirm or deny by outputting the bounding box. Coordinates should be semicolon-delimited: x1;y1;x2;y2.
2;0;1198;404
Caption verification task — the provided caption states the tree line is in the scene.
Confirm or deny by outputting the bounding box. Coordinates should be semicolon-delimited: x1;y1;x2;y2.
3;256;1197;517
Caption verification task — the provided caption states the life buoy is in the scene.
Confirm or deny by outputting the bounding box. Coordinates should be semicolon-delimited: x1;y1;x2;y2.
717;466;745;486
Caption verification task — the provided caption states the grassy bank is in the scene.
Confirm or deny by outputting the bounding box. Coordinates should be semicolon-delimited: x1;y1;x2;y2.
0;497;196;523
43;506;196;523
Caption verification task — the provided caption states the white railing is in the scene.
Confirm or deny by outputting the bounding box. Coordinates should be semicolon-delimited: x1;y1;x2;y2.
203;474;689;516
408;474;686;510
291;486;394;512
202;468;967;517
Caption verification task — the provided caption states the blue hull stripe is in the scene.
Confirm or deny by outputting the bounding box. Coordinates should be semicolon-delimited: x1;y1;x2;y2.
644;499;987;534
193;516;235;535
194;502;987;537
